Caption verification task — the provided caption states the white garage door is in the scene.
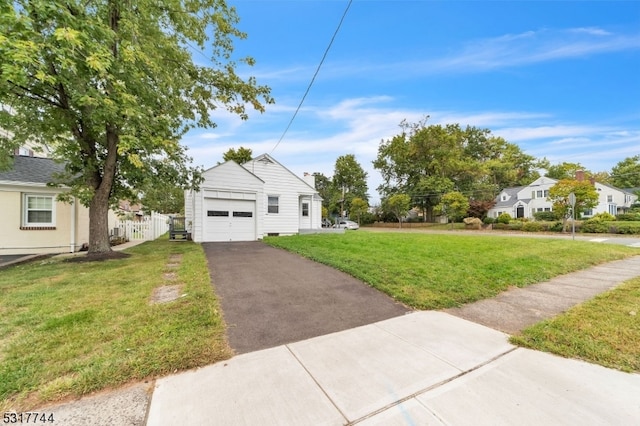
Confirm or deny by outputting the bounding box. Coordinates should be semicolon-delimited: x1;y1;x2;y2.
204;198;256;242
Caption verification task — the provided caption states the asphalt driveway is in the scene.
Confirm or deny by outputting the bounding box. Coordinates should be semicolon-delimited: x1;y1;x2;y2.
203;241;410;354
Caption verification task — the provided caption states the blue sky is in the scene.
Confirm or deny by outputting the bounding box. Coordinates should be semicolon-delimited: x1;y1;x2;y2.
184;0;640;203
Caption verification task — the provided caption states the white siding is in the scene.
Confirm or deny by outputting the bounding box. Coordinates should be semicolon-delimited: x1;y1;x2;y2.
244;155;319;235
190;161;264;242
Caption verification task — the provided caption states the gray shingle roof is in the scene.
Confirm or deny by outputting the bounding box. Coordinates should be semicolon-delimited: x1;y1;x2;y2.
0;155;66;184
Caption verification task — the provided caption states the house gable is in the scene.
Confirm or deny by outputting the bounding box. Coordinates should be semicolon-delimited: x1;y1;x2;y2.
187;154;322;242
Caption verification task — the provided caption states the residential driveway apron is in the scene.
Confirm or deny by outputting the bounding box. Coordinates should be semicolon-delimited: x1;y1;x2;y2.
203;241;410;353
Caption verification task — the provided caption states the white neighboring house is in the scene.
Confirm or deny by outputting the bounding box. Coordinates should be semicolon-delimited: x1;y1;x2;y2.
185;153;322;242
487;175;638;219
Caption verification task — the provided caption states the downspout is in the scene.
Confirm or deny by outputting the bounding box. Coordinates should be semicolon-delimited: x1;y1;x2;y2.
70;196;76;252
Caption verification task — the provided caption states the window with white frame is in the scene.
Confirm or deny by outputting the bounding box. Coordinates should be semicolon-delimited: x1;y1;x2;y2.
302;202;309;217
268;196;279;214
23;194;55;226
536;190;543;198
607;195;613;203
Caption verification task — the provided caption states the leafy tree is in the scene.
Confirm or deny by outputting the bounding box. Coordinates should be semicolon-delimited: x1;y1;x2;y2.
313;172;338;215
332;154;368;216
139;183;184;215
374;119;540;222
350;197;369;225
382;194;411;228
0;1;272;254
467;199;496;219
611;155;640;189
435;191;470;229
545;162;589;180
222;146;253;165
548;179;599;231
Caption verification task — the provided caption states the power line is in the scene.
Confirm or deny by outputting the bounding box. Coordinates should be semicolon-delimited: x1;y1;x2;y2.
270;0;353;154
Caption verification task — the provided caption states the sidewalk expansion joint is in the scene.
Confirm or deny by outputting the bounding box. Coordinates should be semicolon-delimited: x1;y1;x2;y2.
284;344;350;425
348;345;519;425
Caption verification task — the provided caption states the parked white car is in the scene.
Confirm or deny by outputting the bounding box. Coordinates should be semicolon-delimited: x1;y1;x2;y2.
334;220;359;230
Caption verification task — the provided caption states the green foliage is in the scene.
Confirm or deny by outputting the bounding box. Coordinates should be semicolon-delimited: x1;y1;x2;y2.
616;213;640;221
497;213;512;224
548;180;599;229
0;0;273;253
522;222;544;232
332;154;369;215
545;162;589;180
610;222;640;234
349;197;369;225
593;212;616;221
483;216;495;224
549;222;564;232
611;155;640;188
382;194;412;227
140;182;184;214
435;191;470;223
533;211;558;221
581;218;611;234
373;119;541;222
222;147;253;165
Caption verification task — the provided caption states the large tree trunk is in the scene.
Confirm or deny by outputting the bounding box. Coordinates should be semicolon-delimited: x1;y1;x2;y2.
88;191;112;254
87;125;119;255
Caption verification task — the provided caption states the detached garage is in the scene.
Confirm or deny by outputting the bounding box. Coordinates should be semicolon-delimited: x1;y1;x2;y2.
185;154;322;242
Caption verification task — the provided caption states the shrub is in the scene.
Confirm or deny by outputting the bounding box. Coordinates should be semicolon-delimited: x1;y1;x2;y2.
580;218;610;234
613;222;640;234
508;221;523;230
533;211;557;221
483;216;495;225
522;222;544;232
549;222;564;232
616;213;640;222
497;213;512;224
592;212;616;221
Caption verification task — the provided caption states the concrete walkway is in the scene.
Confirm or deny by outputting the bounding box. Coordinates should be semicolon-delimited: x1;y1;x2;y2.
147;310;640;425
33;255;640;425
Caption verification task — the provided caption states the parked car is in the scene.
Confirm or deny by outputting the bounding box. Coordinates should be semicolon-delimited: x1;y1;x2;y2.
333;219;359;230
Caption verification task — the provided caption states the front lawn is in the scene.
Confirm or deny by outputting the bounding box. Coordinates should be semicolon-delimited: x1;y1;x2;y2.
264;231;637;309
0;237;231;411
511;277;640;373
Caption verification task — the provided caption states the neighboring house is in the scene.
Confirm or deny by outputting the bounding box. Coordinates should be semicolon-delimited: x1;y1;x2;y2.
118;200;144;221
185;153;322;242
487;174;638;219
0;154;90;255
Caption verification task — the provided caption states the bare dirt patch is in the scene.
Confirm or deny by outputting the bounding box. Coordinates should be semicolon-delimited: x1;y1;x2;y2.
149;285;183;304
163;272;178;281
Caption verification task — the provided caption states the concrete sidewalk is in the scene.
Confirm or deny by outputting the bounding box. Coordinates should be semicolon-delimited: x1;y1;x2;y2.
147;311;640;425
35;255;640;425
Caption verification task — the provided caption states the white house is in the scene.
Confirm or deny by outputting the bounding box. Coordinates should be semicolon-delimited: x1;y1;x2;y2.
185;153;323;242
487;174;638;219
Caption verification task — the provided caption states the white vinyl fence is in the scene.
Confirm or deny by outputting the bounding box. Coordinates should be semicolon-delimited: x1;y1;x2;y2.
113;212;170;241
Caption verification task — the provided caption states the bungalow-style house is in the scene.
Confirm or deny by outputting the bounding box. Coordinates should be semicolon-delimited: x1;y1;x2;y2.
0;154;90;255
488;173;638;219
185;153;322;242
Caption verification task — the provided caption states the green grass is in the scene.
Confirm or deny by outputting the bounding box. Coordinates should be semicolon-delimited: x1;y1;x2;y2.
0;237;231;410
264;231;638;309
511;277;640;372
